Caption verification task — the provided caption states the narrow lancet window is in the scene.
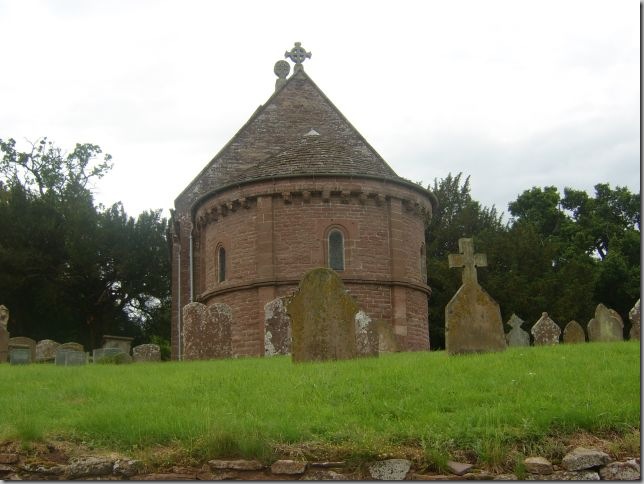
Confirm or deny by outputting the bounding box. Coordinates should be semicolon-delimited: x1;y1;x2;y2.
218;246;226;282
328;229;344;271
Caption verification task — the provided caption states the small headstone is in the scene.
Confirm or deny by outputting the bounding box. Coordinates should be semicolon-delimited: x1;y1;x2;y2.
58;342;85;352
102;335;134;354
445;238;506;355
36;339;60;362
9;347;31;365
0;305;9;364
355;310;378;357
587;303;624;342
563;320;586;343
505;314;530;347
531;312;561;345
182;302;233;360
264;296;291;356
132;344;161;362
55;349;87;366
287;267;358;362
628;299;640;341
8;336;37;362
376;320;399;353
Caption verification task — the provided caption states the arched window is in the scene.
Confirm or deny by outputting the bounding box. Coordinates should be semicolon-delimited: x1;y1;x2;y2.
420;243;427;283
218;246;226;282
328;229;344;271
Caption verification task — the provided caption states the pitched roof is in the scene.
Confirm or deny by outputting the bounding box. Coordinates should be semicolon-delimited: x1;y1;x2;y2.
175;69;415;210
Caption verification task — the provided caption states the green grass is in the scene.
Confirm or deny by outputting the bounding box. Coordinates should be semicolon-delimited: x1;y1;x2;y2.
0;342;639;465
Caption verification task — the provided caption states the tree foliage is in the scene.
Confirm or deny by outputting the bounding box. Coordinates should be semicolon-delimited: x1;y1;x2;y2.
426;174;640;349
0;138;170;350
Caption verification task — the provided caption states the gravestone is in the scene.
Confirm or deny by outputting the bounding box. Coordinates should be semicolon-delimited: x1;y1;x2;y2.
563;320;586;344
93;347;125;363
505;314;530;347
9;337;37;362
0;305;9;363
628;299;640;341
531;312;561;345
445;238;505;355
9;347;31;365
355;310;378;357
58;342;85;352
55;349;87;366
36;339;60;362
376;320;399;353
264;296;292;356
587;303;623;342
287;267;358;362
182;302;233;360
102;335;134;354
132;343;161;362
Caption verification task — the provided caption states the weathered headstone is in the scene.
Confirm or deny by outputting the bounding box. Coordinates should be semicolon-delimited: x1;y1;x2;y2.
9;347;31;365
182;302;233;360
58;342;85;352
264;296;292;356
132;344;161;362
102;335;134;354
287;267;358;362
587;303;624;342
445;238;506;355
9;337;37;362
36;339;60;362
55;349;87;366
563;320;586;344
628;299;640;341
0;305;9;363
531;312;561;345
376;320;399;353
355;310;378;357
505;314;530;347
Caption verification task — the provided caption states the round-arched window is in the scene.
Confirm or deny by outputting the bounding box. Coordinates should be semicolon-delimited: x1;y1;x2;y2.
328;229;344;271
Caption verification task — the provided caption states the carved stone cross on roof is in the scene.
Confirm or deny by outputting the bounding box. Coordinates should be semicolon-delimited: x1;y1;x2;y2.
448;238;487;286
285;42;311;71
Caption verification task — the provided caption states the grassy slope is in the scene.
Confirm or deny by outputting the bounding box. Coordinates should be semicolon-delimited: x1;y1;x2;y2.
1;342;639;463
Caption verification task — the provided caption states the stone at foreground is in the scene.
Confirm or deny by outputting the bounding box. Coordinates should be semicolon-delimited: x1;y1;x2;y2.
208;459;263;470
527;469;600;480
270;459;306;474
300;469;346;480
493;473;518;480
599;460;640;480
524;456;553;475
133;472;197;480
0;453;18;464
113;458;142;477
67;456;114;478
368;459;412;480
561;447;611;471
447;460;474;476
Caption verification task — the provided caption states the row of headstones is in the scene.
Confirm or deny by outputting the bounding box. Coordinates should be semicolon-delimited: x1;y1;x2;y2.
182;268;397;362
507;300;641;346
1;337;162;365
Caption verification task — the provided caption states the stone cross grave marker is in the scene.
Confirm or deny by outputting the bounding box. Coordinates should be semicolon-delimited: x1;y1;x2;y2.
628;299;640;341
563;320;586;344
287;267;358;362
445;238;506;355
587;303;623;342
264;296;292;356
531;312;561;345
9;337;36;362
505;314;530;347
182;302;233;360
36;339;60;362
132;344;161;362
0;305;9;363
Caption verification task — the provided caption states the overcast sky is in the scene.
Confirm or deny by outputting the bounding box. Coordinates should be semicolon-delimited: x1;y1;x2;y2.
0;0;639;220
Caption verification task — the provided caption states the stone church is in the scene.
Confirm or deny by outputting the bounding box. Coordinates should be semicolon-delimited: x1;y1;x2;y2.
170;43;437;360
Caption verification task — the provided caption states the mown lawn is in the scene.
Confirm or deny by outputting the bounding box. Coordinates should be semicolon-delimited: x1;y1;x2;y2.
1;342;639;464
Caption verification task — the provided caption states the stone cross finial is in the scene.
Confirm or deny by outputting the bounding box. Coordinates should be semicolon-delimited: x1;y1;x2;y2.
285;42;311;72
448;238;487;286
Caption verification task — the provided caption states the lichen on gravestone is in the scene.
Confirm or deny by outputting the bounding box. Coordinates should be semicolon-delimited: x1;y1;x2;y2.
264;296;292;356
587;303;624;342
629;299;640;341
531;312;561;345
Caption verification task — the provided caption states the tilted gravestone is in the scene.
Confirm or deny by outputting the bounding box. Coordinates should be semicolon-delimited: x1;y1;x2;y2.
628;299;640;341
563;320;586;344
36;339;60;362
287;267;358;362
445;238;506;355
182;302;233;360
264;296;292;356
531;312;561;345
587;303;623;342
0;305;9;363
9;337;37;362
355;310;378;357
505;314;530;347
132;344;161;362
